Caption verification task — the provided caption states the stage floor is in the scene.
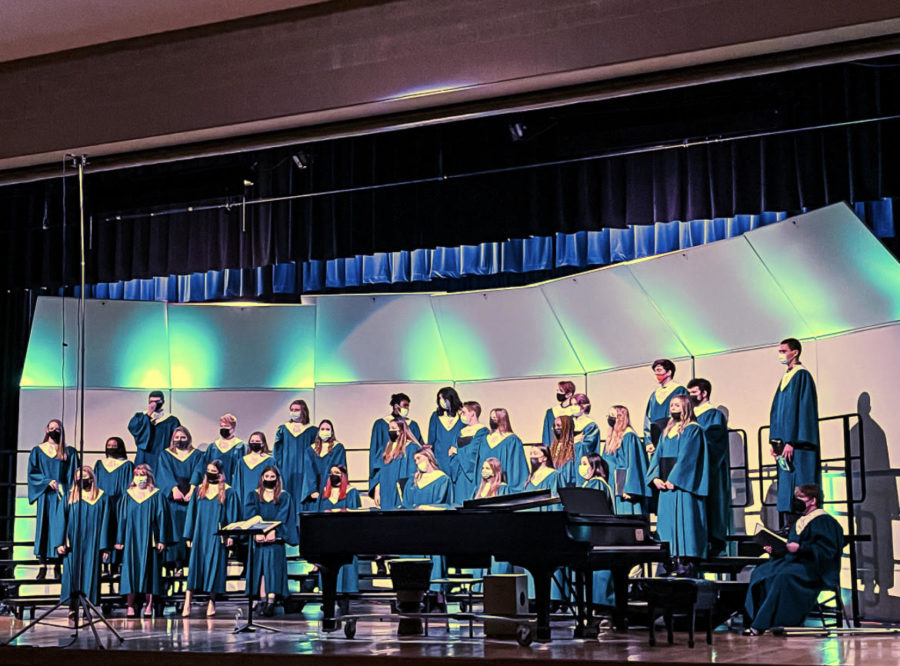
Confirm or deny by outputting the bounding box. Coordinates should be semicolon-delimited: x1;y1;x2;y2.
0;602;896;666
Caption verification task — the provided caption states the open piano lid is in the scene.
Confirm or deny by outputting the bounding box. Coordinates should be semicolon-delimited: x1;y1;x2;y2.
461;488;561;512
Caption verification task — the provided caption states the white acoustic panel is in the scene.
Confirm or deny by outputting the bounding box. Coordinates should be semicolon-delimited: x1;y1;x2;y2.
167;303;316;390
747;203;900;336
314;295;450;384
541;267;689;372
432;287;584;382
627;236;810;356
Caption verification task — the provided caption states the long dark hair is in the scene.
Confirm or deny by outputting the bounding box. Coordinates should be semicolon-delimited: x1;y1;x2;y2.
436;387;463;417
255;465;283;504
313;420;337;456
550;415;575;469
42;419;68;460
323;464;350;501
197;459;227;505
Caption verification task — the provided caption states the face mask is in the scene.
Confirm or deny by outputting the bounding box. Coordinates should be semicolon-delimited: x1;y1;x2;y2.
80;479;93;490
329;474;342;486
248;441;263;453
440;398;450;412
48;430;61;443
489;419;498;431
219;428;231;438
670;411;682;421
689;394;701;407
529;458;542;472
791;496;807;514
207;472;220;484
134;477;148;488
262;479;277;489
553;428;562;439
388;430;399;442
779;352;789;365
106;447;121;458
556;392;567;403
607;416;617;428
175;439;189;449
398;407;409;418
568;405;581;416
290;411;301;421
578;464;591;480
151;401;163;412
481;467;492;480
319;429;332;441
416;461;429;473
655;373;668;384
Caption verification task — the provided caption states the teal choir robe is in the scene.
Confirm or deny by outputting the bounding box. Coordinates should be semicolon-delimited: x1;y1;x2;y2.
447;424;488;505
647;423;709;558
273;423;318;507
117;488;171;595
157;448;204;566
373;442;419;510
369;416;423;482
555;457;577;488
401;472;452;590
93;457;134;566
244;488;300;599
542;404;576;446
53;491;110;605
193;437;245;486
745;509;843;631
427;411;465;473
184;486;240;594
28;445;79;560
232;454;279;512
694;403;731;553
316;488;363;594
579;478;617;607
643;383;688;445
769;366;820;512
601;430;649;516
128;412;181;471
573;416;601;460
307;442;348;511
475;433;529;493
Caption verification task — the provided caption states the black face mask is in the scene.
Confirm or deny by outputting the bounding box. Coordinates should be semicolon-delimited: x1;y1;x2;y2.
329;474;342;486
248;441;263;453
529;458;542;472
607;416;617;428
80;480;92;490
48;430;61;443
106;447;123;458
387;430;399;442
175;439;189;449
689;395;701;407
791;496;807;514
489;419;498;431
207;473;219;484
262;479;277;489
556;392;567;403
553;428;562;439
219;428;231;438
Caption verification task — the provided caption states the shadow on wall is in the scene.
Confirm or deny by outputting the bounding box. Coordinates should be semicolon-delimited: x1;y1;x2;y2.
853;392;900;622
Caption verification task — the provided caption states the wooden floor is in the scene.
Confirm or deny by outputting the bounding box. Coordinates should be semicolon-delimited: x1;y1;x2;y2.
0;602;897;666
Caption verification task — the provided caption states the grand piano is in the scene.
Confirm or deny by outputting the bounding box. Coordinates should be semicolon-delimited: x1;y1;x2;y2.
299;490;668;642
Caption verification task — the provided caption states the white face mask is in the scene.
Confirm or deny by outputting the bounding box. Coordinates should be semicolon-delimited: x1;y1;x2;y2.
778;352;789;365
440;398;450;412
290;411;302;421
416;460;429;473
578;463;591;480
398;407;409;418
319;429;332;441
481;466;492;480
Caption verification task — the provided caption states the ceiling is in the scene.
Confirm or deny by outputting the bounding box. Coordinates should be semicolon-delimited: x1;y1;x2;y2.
0;0;328;62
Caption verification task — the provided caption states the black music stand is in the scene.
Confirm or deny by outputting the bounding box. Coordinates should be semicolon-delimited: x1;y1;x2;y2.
216;522;281;634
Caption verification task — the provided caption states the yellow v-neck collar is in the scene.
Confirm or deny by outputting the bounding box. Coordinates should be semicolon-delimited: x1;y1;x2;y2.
100;458;127;473
127;487;159;503
243;454;273;470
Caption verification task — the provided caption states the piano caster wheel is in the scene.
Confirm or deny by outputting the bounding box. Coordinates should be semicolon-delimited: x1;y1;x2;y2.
344;618;357;639
516;625;533;647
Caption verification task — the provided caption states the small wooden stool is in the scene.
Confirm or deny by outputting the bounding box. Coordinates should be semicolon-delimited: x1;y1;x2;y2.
639;578;717;648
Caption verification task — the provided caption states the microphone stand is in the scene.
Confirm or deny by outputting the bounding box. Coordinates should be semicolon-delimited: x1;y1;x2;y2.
3;156;123;649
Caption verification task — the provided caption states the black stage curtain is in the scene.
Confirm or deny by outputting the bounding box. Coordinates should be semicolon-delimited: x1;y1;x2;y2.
0;59;898;291
0;290;36;542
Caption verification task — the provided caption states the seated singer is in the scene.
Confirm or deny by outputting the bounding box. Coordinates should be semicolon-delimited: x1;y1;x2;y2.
744;484;843;635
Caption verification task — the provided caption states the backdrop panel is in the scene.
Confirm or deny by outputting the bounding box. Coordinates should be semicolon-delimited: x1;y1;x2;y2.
167;303;316;390
313;295;450;384
747;203;900;337
540;268;688;372
627;236;810;356
431;287;584;382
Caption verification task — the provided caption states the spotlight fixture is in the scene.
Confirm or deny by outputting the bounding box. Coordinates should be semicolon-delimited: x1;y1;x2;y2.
507;122;527;142
292;150;312;170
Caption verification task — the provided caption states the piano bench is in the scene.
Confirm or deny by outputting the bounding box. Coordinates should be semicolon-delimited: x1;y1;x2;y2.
636;578;717;648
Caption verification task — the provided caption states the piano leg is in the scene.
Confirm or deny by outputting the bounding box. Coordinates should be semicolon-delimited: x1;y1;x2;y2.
531;567;554;643
318;562;341;632
611;564;629;631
